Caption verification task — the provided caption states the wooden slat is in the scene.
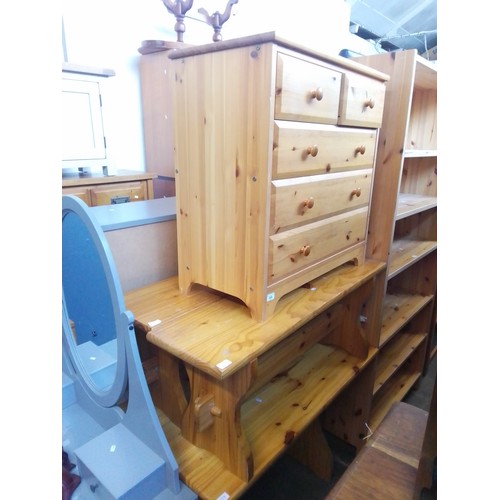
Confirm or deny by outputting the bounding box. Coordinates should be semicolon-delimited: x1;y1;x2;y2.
388;239;437;279
373;332;427;395
326;401;429;500
369;370;421;431
395;194;437;220
380;293;433;347
243;344;378;478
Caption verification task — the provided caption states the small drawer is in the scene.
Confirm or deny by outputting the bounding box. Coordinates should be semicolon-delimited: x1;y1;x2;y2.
90;181;147;206
338;71;386;128
275;52;342;124
269;207;368;282
273;121;377;178
62;186;92;206
271;169;372;233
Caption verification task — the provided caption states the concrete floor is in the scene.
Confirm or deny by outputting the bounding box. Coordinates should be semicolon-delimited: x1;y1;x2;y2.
240;355;437;500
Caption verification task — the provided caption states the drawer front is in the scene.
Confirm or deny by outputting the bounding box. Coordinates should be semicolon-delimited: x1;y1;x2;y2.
271;169;372;233
62;186;92;206
90;181;147;206
269;207;368;282
275;52;342;124
338;71;386;128
273;121;377;178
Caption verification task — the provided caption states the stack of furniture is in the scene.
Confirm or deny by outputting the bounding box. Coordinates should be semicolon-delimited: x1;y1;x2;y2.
131;34;437;499
357;49;438;430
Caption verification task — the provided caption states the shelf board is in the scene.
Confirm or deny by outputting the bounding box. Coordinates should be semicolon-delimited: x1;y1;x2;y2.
403;149;437;158
156;343;377;498
242;343;377;480
395;194;437;220
369;369;422;431
414;58;437;90
373;332;427;397
380;293;434;347
388;239;437;279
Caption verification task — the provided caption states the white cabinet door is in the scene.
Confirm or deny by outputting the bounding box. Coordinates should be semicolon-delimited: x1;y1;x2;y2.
62;78;106;166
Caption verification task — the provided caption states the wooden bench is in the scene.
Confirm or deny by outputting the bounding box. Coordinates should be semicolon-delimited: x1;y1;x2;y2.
326;382;436;500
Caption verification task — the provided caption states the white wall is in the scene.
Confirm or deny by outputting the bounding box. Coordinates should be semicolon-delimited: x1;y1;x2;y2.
62;0;377;174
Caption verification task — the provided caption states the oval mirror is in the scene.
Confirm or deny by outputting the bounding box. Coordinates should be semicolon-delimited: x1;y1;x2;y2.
62;195;127;407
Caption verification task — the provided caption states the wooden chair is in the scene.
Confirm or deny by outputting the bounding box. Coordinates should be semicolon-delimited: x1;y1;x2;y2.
326;380;436;499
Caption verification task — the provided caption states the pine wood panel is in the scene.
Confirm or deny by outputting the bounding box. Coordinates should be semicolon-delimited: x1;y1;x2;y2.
271;169;372;232
269;207;369;282
369;370;422;431
241;343;378;477
388;239;437;279
275;52;342;124
338;70;386;128
125;260;385;381
172;42;275;318
400;156;437;198
373;332;427;395
396;194;437;220
380;293;434;347
406;89;437;151
272;122;376;178
139;51;176;177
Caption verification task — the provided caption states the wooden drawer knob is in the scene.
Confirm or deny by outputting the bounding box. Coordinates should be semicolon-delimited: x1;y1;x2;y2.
355;145;366;155
300;245;311;257
302;197;315;209
364;98;375;109
350;188;362;198
310;88;324;101
306;145;319;157
300;197;315;215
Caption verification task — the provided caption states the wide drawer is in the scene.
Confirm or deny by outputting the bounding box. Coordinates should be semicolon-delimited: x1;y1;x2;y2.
273;121;377;178
90;181;147;206
269;206;369;282
271;169;372;233
275;52;342;124
338;71;386;128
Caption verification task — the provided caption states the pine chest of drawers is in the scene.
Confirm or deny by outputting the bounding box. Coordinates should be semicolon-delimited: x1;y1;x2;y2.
169;32;388;320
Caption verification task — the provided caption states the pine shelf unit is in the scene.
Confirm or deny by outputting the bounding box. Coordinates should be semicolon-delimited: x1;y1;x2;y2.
357;49;437;431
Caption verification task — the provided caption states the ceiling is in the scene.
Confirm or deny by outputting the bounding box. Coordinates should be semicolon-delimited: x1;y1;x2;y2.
346;0;437;55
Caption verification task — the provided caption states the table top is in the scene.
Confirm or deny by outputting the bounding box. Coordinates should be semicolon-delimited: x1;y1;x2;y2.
90;196;176;231
62;169;157;187
125;260;384;380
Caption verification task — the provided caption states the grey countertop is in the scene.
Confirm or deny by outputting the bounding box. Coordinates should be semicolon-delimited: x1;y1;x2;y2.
90;197;177;231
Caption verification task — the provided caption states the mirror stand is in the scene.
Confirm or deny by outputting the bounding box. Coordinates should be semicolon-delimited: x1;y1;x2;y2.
62;195;196;499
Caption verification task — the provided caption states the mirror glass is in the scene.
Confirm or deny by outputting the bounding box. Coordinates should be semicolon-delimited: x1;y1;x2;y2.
62;208;118;392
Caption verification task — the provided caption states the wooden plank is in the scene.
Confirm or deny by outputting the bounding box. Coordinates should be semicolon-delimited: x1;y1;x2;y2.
326;401;429;500
322;359;376;450
325;446;418;500
380;293;433;347
242;344;378;478
360;50;417;263
155;342;378;499
168;31;389;82
369;370;421;431
125;261;385;380
287;418;334;482
396;194;437;220
373;332;427;395
388;239;437;279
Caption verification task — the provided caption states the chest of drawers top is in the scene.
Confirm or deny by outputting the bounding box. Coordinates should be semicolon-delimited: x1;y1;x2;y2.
169;32;389;321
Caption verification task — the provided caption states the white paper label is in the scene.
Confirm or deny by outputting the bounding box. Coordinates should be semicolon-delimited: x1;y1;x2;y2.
216;359;232;371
